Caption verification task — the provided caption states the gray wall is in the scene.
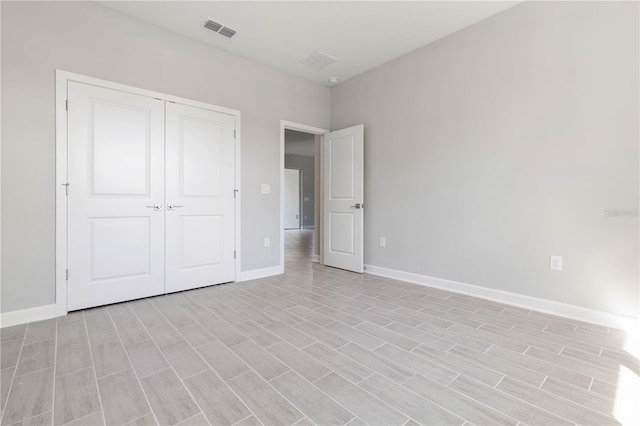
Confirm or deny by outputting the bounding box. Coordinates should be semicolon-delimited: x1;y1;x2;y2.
331;1;639;317
1;1;330;313
285;154;315;228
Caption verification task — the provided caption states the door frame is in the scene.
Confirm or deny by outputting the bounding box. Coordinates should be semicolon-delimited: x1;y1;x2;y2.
280;120;328;268
55;70;242;316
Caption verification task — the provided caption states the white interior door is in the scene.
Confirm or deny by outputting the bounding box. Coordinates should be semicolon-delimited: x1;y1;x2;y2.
67;82;165;310
165;103;236;293
323;125;364;273
284;169;301;229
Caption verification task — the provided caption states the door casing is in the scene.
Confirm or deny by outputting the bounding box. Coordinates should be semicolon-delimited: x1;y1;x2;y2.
55;70;241;316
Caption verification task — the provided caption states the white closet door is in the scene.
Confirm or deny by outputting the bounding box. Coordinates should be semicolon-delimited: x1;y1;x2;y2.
165;103;236;293
67;82;166;310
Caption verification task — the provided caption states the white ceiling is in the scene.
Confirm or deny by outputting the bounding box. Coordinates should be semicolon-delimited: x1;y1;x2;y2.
98;1;521;86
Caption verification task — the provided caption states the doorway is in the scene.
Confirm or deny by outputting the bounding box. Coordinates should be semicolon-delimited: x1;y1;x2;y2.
280;121;328;267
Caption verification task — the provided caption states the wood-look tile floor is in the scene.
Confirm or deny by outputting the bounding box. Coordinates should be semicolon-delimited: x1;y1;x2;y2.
1;229;636;425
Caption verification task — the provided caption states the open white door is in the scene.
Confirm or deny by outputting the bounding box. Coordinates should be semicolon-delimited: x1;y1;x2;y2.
323;125;364;273
165;103;236;293
284;169;301;229
67;82;166;310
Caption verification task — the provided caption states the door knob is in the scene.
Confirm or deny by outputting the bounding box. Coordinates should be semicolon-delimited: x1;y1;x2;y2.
350;203;363;209
167;204;184;211
146;204;162;211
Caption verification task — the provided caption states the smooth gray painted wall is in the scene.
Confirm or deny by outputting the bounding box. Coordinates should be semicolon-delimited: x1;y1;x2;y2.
1;1;330;313
331;1;639;317
285;154;315;228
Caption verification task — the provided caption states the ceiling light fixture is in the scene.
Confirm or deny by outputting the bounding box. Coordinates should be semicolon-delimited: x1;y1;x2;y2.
328;77;339;85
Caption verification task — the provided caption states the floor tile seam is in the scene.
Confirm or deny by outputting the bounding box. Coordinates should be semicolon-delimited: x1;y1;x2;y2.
49;322;59;426
445;373;574;425
58;408;102;426
355;321;422;350
81;312;109;426
417;372;522;426
538;378;620;419
363;371;469;426
446;344;549;386
107;309;160;426
138;300;262;426
518;348;621;387
223;367;310;426
559;346;635;375
408;343;505;387
0;330;28;425
266;365;360;426
176;410;212;426
503;374;621;424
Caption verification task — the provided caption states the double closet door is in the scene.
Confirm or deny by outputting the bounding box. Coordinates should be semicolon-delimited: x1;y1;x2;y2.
67;82;236;311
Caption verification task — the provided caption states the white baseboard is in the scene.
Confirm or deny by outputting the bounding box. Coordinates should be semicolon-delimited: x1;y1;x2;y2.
312;254;320;263
237;265;284;282
364;264;638;331
1;304;58;328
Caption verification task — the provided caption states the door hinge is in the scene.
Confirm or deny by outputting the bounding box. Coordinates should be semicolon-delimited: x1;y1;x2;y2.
233;129;236;139
65;269;69;280
65;100;69;111
233;251;236;259
233;189;239;199
62;183;70;195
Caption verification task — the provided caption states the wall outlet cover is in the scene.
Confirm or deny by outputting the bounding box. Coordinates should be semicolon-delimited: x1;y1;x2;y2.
550;255;563;271
261;184;271;194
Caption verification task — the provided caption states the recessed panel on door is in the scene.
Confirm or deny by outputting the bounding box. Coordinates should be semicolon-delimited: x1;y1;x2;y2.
180;215;224;268
165;102;236;293
92;103;150;196
67;82;165;310
181;117;223;197
329;213;355;255
90;217;150;281
329;136;355;200
323;125;364;273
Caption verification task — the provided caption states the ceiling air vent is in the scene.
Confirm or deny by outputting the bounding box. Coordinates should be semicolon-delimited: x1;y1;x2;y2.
301;51;337;70
218;27;236;38
203;19;236;38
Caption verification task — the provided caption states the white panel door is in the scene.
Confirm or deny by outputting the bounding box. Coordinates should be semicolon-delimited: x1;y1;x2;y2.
165;103;236;293
323;125;364;273
67;82;165;310
284;169;301;229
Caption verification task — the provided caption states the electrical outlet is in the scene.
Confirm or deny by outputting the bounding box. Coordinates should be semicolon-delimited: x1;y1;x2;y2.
550;255;562;271
261;184;270;194
379;237;386;248
264;237;270;247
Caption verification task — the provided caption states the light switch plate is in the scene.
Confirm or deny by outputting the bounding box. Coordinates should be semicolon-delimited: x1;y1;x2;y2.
261;184;270;194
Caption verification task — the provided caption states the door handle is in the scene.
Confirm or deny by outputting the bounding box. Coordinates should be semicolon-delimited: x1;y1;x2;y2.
350;203;363;209
146;204;163;211
167;204;184;211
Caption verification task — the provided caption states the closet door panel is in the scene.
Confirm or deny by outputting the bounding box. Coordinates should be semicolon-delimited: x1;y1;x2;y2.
67;82;165;310
165;103;236;293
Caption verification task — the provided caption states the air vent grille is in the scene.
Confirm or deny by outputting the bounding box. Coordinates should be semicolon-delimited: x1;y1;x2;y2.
203;18;236;38
301;51;337;70
218;27;236;38
203;19;223;32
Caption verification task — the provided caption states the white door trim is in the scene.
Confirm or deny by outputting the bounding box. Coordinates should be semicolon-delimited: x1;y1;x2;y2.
56;70;242;316
280;120;328;271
